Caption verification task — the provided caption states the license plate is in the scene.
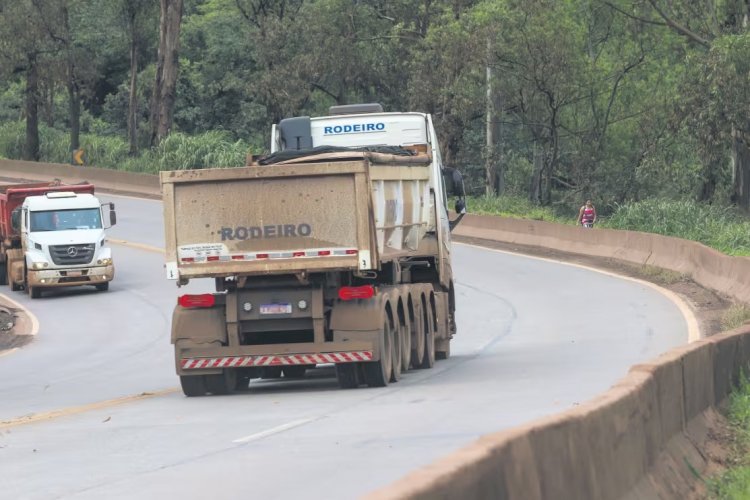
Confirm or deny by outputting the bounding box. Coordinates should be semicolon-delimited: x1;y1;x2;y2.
67;271;82;277
260;303;292;315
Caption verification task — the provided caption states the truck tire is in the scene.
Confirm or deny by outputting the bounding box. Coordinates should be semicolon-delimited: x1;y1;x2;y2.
180;375;207;397
95;282;109;292
335;364;359;389
410;304;425;369
0;262;7;286
8;265;20;291
205;369;236;395
436;339;451;360
417;303;435;369
28;286;41;299
390;320;402;383
400;317;411;373
363;315;394;387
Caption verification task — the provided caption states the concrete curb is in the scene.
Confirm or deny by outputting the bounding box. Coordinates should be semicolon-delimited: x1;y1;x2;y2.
1;159;747;499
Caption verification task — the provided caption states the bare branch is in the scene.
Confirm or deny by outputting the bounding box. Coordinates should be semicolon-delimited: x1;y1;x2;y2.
598;0;667;26
645;0;711;47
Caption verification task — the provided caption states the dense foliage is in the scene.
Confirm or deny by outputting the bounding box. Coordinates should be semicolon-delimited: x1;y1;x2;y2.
1;0;749;214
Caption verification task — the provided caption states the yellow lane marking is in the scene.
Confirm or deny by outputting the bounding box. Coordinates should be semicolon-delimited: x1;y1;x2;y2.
109;238;165;254
0;347;18;358
455;242;702;343
0;388;178;430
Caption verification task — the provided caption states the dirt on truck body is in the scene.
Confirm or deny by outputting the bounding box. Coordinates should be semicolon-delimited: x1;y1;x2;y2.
161;105;466;396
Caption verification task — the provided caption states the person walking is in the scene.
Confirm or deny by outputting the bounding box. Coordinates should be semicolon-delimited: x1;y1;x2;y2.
577;199;597;227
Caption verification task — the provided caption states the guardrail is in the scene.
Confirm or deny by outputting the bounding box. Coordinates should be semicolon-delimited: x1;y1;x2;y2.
1;158;745;499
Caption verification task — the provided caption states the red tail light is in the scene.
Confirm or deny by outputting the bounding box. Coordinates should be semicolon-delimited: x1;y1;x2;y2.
178;294;216;308
338;285;375;301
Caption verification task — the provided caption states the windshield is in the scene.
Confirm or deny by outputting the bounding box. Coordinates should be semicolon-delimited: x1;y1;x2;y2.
30;208;102;232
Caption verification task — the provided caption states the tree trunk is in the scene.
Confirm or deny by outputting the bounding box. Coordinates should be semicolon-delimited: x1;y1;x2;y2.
63;2;80;154
529;143;543;204
484;46;496;196
24;54;40;162
150;0;184;146
67;78;80;154
128;24;139;156
731;126;750;210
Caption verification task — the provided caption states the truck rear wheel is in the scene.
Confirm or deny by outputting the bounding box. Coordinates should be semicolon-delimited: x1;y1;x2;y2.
180;375;207;397
417;303;435;369
436;339;451;360
390;321;402;383
410;305;425;368
205;369;237;395
335;364;360;389
400;317;411;373
363;316;394;387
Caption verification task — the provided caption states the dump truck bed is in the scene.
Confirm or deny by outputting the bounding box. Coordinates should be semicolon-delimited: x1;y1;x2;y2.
160;152;433;281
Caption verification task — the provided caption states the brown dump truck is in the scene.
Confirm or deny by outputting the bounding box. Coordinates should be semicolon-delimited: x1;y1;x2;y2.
161;104;466;396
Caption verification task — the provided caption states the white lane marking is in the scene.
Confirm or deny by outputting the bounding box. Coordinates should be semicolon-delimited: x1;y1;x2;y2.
233;417;318;444
455;241;702;343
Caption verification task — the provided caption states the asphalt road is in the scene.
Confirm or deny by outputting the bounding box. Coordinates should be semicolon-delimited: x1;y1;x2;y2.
0;194;689;499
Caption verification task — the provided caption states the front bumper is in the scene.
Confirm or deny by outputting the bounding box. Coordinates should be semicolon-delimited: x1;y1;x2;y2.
27;264;115;288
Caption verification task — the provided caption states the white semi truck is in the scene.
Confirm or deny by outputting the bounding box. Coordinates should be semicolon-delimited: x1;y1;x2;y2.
0;182;117;299
161;104;466;396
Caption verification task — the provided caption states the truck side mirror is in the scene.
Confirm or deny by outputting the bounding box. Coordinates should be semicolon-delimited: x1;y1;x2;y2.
442;167;467;231
103;202;116;227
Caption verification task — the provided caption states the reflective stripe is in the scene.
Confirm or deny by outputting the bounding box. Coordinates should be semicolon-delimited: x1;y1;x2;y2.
181;351;373;369
180;248;358;264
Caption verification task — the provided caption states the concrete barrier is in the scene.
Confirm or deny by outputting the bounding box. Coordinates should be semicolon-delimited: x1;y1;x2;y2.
3;160;750;499
0;159;160;197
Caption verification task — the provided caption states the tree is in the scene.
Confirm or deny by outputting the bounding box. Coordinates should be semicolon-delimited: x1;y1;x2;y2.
121;0;156;155
0;0;57;160
150;0;184;146
603;0;750;208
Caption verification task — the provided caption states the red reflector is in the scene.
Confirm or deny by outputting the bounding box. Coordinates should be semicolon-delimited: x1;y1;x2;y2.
207;256;220;262
293;251;305;257
182;257;195;263
345;249;358;255
231;255;244;260
318;250;331;256
338;285;375;301
178;294;216;308
256;253;269;259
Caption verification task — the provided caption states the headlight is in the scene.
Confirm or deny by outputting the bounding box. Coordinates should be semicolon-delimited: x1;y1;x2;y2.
32;262;48;270
97;258;112;266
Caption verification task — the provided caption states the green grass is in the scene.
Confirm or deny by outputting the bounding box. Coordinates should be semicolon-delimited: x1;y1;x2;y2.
709;371;750;499
0;121;251;173
722;305;750;331
468;195;750;257
468;195;568;223
603;199;750;256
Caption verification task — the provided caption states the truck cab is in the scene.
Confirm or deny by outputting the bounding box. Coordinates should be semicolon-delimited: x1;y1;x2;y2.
10;191;116;298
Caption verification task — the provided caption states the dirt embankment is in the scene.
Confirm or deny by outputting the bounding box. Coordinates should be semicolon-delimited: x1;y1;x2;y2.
0;297;35;353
